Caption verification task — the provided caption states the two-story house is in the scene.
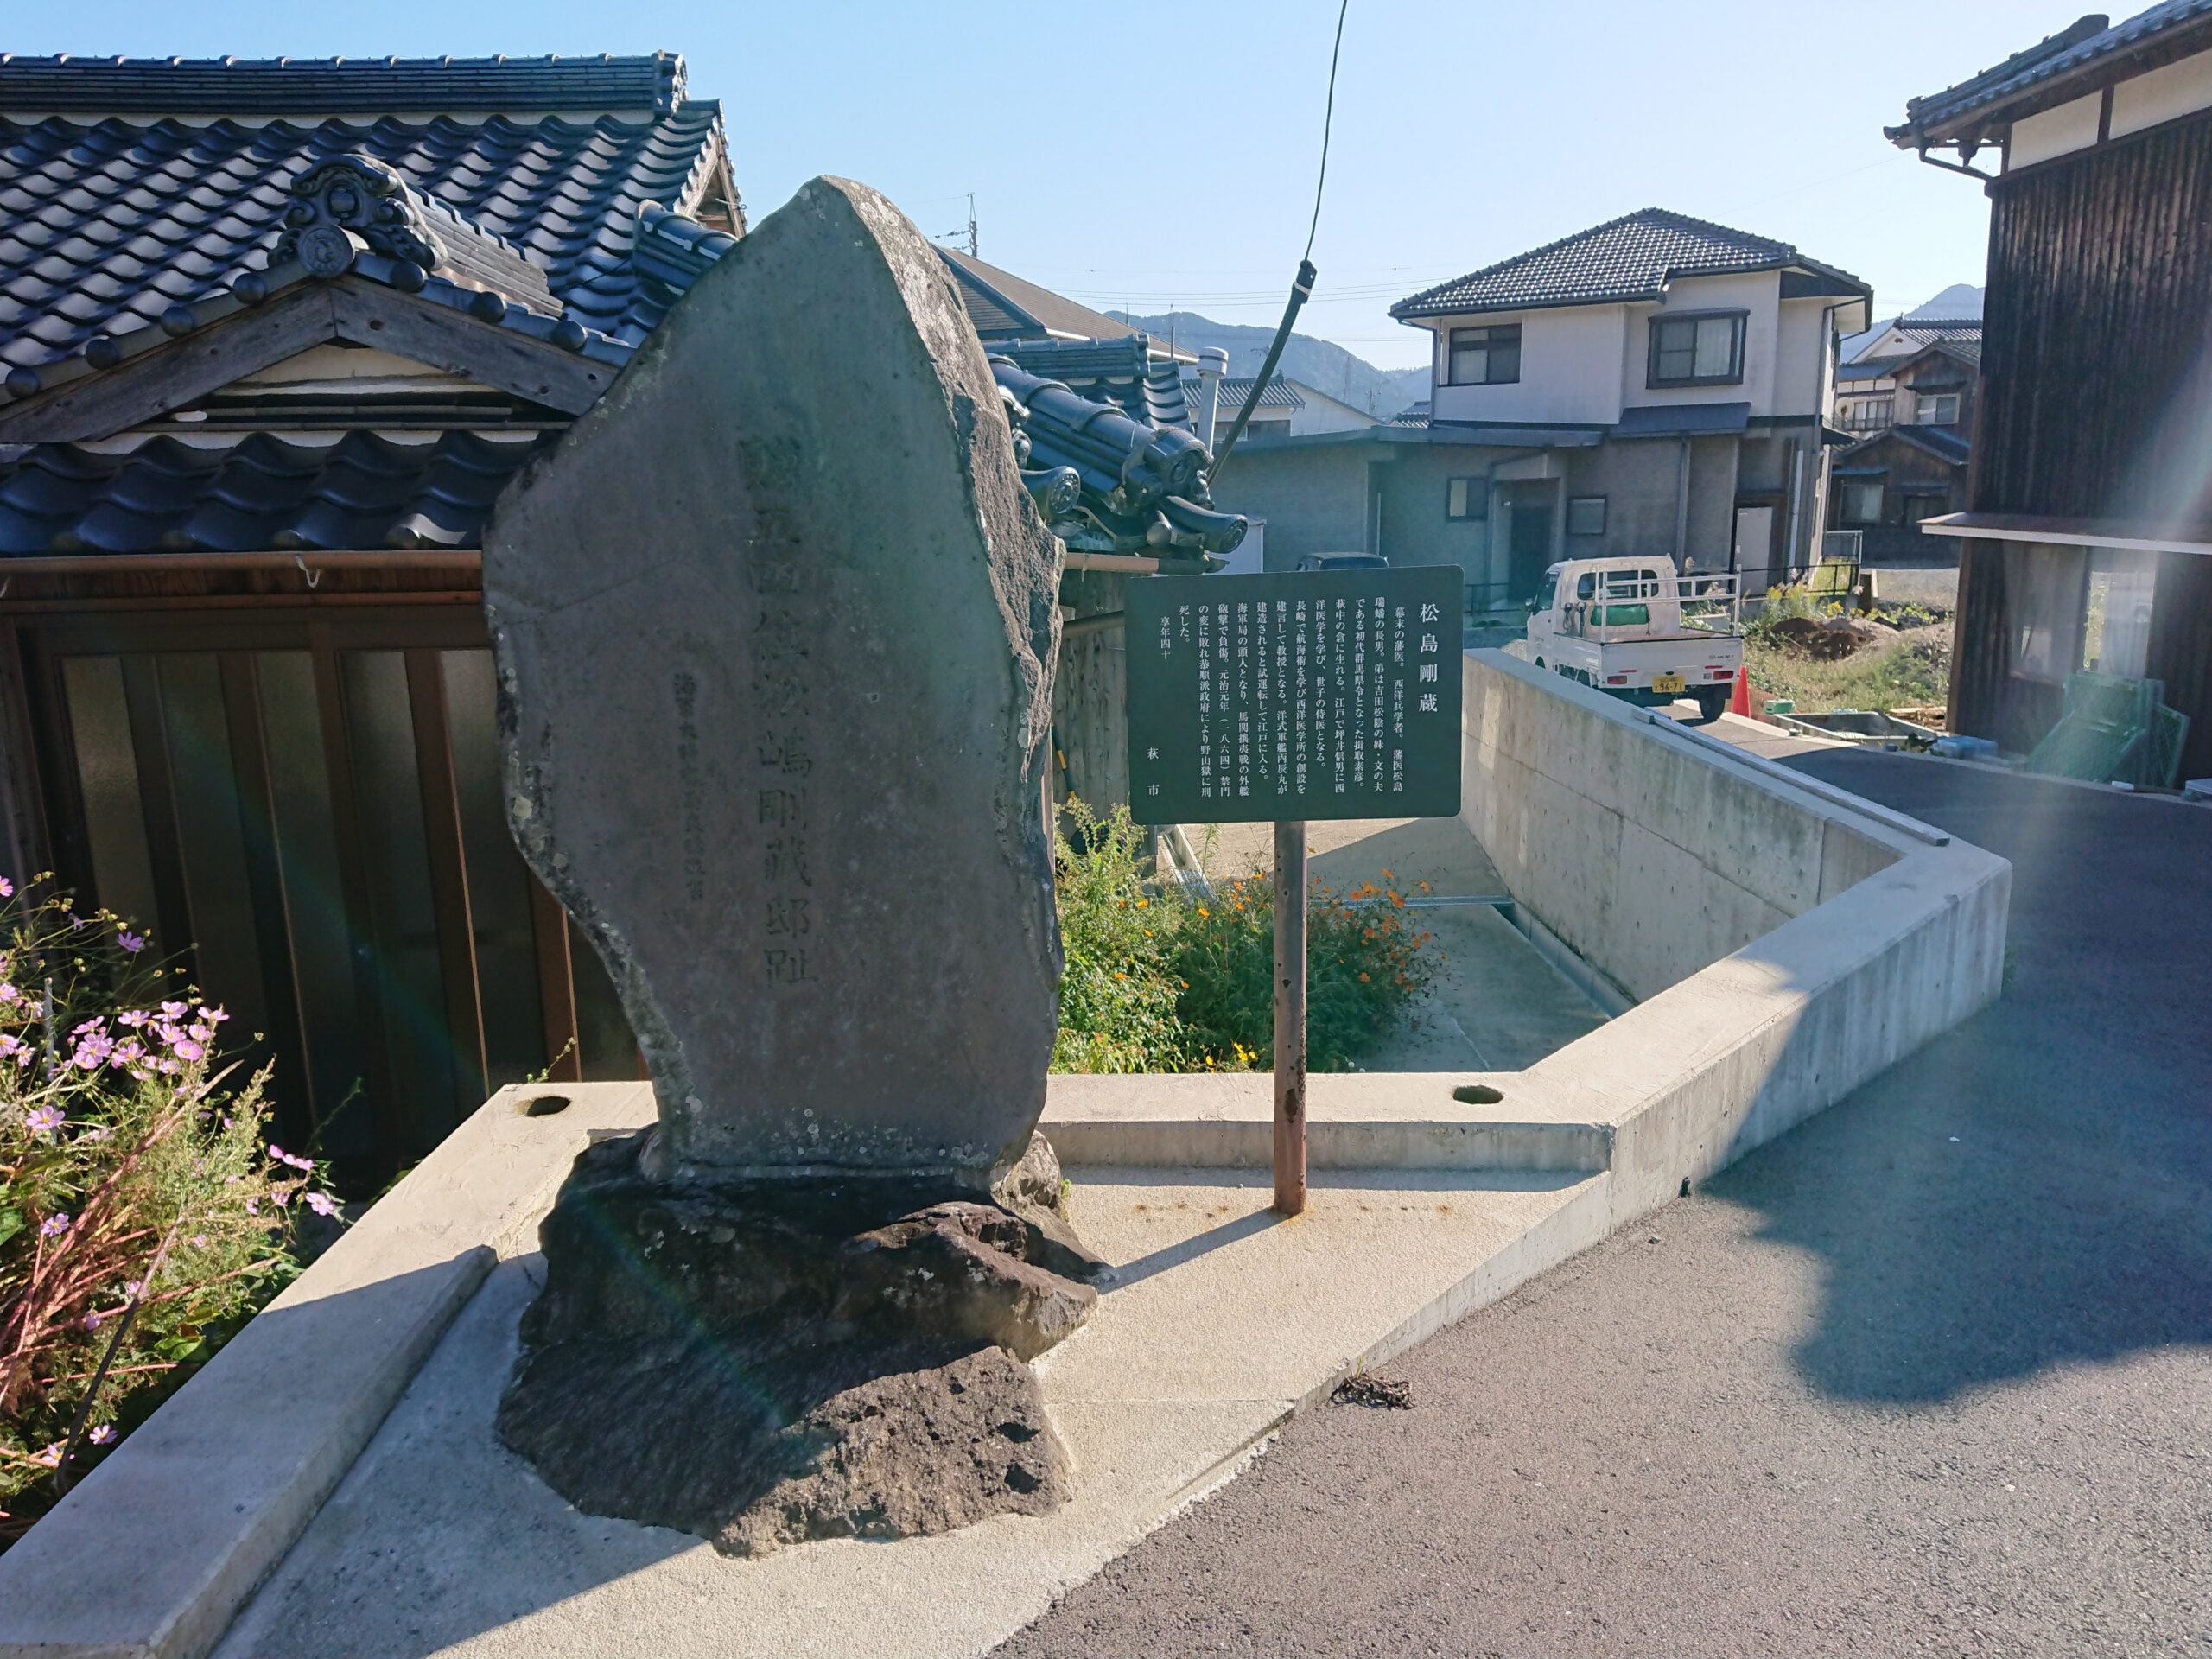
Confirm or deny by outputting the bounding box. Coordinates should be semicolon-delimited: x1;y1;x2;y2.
1833;316;1983;435
1830;335;1980;561
1204;209;1869;606
1889;0;2212;779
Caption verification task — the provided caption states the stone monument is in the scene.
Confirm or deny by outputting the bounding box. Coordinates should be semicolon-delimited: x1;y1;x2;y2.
480;177;1099;1556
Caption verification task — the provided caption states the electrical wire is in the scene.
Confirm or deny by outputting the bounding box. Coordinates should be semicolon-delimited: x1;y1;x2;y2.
1305;0;1350;265
1211;0;1351;480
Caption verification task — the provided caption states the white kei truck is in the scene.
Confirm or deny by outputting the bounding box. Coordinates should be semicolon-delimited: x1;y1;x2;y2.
1525;556;1744;722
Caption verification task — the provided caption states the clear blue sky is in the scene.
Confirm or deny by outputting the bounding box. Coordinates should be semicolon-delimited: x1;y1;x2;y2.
23;0;2091;368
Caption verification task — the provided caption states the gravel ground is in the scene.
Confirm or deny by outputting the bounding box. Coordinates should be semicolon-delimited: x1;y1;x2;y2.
997;756;2212;1658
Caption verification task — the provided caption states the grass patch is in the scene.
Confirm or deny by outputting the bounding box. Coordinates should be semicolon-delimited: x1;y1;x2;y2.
1051;803;1435;1075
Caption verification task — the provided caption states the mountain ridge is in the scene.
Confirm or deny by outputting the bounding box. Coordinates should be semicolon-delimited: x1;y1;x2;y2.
1111;311;1430;418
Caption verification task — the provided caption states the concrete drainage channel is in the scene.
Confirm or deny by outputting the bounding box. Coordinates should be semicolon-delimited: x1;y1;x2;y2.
0;652;2011;1659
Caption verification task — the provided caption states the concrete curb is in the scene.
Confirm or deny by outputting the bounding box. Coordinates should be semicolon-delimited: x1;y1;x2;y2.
1042;1072;1610;1173
0;1082;654;1659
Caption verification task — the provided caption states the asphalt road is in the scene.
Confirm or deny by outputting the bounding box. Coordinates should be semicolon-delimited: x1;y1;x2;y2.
997;757;2212;1658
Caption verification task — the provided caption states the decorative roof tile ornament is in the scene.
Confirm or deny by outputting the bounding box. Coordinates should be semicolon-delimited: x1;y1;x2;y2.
275;153;441;279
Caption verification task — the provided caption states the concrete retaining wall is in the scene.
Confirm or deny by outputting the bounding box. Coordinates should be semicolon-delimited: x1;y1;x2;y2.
1457;649;2012;1222
1460;649;1910;1001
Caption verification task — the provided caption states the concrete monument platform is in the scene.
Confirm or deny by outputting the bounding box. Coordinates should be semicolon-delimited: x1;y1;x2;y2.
211;1090;1603;1659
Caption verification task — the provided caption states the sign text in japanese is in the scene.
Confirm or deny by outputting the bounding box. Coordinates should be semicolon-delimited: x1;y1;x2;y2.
1124;567;1463;825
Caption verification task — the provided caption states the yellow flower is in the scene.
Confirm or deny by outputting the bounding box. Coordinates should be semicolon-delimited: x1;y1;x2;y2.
1198;906;1210;918
1135;897;1147;908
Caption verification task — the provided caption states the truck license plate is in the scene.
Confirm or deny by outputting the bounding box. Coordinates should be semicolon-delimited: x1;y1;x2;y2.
1651;673;1686;695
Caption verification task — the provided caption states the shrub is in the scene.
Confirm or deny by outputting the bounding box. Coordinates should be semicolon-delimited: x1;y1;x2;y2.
1051;803;1435;1074
0;877;331;1544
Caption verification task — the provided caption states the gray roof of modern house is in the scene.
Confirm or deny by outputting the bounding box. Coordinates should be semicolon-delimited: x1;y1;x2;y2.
1180;376;1303;411
0;52;734;377
1834;423;1973;475
1887;3;2212;146
933;248;1182;354
1390;208;1869;321
1846;319;1984;366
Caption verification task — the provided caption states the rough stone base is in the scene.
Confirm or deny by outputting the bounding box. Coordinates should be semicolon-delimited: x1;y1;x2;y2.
497;1130;1100;1557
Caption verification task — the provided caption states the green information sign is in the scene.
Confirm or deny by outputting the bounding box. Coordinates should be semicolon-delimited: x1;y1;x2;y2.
1124;567;1464;826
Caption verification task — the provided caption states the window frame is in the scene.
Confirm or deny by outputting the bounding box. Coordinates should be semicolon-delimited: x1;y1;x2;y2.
1839;482;1885;526
1915;391;1961;426
1445;323;1522;387
1646;309;1748;389
1565;495;1607;537
1445;476;1485;521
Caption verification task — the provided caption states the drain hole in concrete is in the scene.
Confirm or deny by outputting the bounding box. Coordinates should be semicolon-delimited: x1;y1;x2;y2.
1452;1084;1504;1105
521;1093;572;1117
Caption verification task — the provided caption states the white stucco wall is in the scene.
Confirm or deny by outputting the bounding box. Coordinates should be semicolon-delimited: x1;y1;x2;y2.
2009;92;2103;168
1423;268;1824;428
2111;47;2212;137
1428;303;1627;428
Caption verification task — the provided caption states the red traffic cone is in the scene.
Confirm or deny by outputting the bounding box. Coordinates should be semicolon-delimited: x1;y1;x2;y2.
1727;664;1751;718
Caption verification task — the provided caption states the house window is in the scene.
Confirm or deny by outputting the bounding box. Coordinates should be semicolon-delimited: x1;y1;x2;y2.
1243;419;1292;440
1902;493;1949;527
1648;311;1746;387
1914;392;1961;426
1445;477;1485;520
1446;325;1521;385
1840;483;1884;524
1566;495;1606;536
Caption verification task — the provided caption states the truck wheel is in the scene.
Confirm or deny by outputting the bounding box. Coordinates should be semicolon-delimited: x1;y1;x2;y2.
1692;687;1729;723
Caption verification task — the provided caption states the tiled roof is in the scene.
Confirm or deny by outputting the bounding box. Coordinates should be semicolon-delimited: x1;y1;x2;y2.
988;355;1243;557
0;429;554;554
0;63;729;372
1392;207;1865;320
1181;376;1303;411
0;52;685;116
988;336;1192;429
1896;424;1973;465
1890;4;2212;143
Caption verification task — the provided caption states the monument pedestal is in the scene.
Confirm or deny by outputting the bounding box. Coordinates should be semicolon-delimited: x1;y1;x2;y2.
498;1130;1102;1556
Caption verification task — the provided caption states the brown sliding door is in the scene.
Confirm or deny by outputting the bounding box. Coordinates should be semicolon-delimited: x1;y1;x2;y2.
14;608;638;1190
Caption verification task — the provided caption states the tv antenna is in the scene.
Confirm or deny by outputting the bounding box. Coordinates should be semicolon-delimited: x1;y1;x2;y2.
938;194;977;257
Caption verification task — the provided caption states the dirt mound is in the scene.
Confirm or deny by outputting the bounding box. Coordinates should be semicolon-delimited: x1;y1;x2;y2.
1766;615;1877;660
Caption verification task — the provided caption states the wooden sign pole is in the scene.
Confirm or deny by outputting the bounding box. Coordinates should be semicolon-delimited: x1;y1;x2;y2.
1273;819;1308;1216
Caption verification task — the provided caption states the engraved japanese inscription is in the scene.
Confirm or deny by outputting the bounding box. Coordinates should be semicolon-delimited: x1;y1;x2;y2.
1124;566;1464;825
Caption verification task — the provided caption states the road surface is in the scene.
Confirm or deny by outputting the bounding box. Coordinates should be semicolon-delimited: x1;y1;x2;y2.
998;756;2212;1657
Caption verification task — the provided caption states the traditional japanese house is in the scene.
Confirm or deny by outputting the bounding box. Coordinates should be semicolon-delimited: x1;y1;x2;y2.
1890;3;2212;776
0;53;1236;1184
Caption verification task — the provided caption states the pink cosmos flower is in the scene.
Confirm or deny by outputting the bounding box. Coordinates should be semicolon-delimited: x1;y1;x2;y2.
39;1211;70;1237
305;1190;341;1218
88;1424;117;1446
118;931;145;954
25;1103;66;1138
160;1001;188;1019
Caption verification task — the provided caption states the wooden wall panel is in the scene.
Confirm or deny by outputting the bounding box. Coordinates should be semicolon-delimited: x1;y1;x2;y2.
1978;112;2212;531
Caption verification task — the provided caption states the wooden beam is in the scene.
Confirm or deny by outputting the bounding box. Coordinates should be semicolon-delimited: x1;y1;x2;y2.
308;623;403;1176
219;652;318;1147
404;649;488;1113
0;624;53;886
117;656;198;977
326;283;617;416
527;874;582;1084
0;288;337;444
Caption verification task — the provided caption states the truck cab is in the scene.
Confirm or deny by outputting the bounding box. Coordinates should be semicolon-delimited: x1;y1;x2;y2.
1527;556;1741;721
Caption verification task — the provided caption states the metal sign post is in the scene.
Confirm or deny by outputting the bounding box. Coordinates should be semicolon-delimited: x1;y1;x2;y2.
1123;566;1464;1217
1273;820;1308;1215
